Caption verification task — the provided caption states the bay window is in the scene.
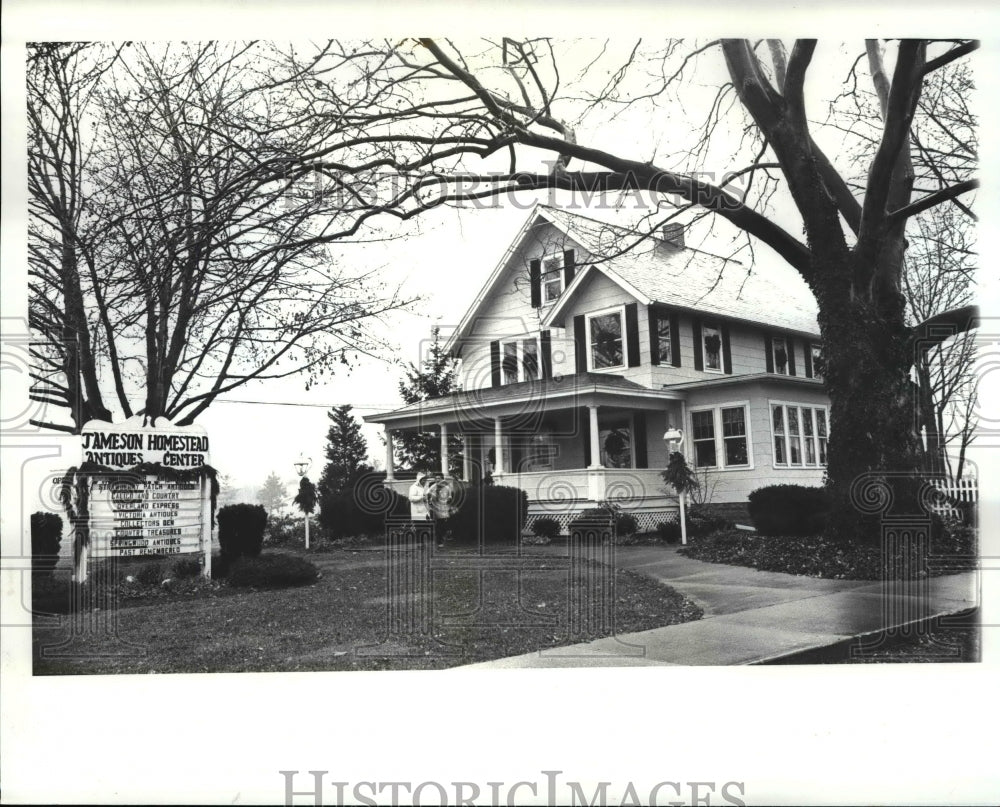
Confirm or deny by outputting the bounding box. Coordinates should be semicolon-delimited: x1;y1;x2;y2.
770;402;829;468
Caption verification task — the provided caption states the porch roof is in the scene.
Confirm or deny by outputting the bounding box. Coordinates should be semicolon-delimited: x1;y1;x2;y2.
364;372;684;428
662;372;825;392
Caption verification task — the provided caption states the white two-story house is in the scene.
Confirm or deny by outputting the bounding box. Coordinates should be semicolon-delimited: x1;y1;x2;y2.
366;205;830;531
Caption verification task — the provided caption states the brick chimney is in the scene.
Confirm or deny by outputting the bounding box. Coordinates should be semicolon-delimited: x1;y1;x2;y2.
661;223;685;247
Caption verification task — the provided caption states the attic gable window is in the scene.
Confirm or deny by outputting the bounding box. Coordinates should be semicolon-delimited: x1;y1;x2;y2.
586;307;625;370
541;254;564;303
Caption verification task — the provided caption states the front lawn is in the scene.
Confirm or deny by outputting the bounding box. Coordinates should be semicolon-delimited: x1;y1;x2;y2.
679;527;977;580
32;546;702;674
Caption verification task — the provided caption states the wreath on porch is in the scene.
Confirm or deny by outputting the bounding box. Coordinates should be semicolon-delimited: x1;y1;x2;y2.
603;428;630;466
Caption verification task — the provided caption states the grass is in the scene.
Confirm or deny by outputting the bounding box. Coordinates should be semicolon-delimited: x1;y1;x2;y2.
32;544;702;674
679;527;977;580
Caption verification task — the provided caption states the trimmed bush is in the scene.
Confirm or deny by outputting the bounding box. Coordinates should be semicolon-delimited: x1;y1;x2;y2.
318;480;408;540
227;553;320;589
444;484;529;545
747;485;830;537
686;506;734;538
30;511;63;577
532;517;561;540
217;503;268;560
657;521;682;544
265;513;304;546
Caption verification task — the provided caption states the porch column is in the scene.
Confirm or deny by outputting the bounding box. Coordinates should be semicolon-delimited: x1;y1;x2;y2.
439;422;449;477
588;405;602;469
494;417;505;474
462;433;473;481
385;427;395;481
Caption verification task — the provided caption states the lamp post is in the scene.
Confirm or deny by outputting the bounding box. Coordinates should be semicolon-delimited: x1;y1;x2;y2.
663;428;688;546
293;453;313;549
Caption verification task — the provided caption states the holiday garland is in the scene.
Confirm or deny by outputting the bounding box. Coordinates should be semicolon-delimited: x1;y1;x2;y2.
59;461;219;548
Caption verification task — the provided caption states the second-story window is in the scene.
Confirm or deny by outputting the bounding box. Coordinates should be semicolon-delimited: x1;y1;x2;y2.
653;312;672;364
541;254;565;304
810;343;824;381
500;336;541;384
702;321;722;372
772;335;790;375
587;307;625;370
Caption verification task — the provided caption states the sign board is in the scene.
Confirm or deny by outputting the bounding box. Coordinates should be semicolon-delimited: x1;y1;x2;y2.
73;417;213;578
81;417;209;469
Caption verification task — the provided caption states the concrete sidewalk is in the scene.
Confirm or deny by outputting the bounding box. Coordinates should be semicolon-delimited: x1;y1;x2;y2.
459;546;978;667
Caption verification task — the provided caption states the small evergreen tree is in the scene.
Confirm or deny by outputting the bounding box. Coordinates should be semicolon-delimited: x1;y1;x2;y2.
258;472;288;513
319;404;372;496
395;324;462;473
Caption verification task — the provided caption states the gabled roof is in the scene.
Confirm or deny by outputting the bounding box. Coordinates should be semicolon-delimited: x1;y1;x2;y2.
538;206;820;336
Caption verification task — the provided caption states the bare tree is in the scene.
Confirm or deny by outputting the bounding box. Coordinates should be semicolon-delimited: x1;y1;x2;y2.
271;38;978;541
27;42;411;432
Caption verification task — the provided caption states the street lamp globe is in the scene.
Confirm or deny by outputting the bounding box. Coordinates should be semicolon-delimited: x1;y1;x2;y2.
293;453;312;477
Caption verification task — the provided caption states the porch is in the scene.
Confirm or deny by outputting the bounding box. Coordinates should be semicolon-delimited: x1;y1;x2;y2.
366;374;686;527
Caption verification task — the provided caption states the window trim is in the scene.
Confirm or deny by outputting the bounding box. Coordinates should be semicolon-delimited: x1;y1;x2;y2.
769;399;830;469
688;400;754;470
585;304;628;373
539;253;565;305
499;334;542;385
700;320;724;374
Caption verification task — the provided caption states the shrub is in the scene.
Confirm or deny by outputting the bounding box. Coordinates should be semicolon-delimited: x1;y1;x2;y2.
217;503;268;560
616;512;638;537
657;520;682;544
444;484;529;545
136;563;164;585
532;517;561;540
31;511;63;577
266;513;304;546
318;478;408;539
172;557;202;579
227;553;320;589
747;485;830;537
686;505;733;538
568;507;614;540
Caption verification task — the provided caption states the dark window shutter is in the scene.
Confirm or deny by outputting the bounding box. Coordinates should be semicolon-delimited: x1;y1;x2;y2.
490;340;501;388
529;259;541;308
787;338;797;376
625;303;640;367
803;339;814;378
573;315;587;374
764;334;774;373
582;407;591;467
693;318;704;371
670;313;681;367
648;306;660;366
721;323;733;375
540;330;553;380
633;412;648;469
563;249;576;286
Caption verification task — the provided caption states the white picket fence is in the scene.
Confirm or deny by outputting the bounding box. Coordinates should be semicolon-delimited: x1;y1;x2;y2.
931;477;978;519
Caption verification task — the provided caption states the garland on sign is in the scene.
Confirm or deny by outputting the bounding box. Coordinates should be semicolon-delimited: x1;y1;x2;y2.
59;462;219;547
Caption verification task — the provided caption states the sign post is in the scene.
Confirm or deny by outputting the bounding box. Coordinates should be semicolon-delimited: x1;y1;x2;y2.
70;417;214;581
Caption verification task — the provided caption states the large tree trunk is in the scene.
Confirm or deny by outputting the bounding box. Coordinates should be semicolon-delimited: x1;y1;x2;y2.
816;266;927;543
